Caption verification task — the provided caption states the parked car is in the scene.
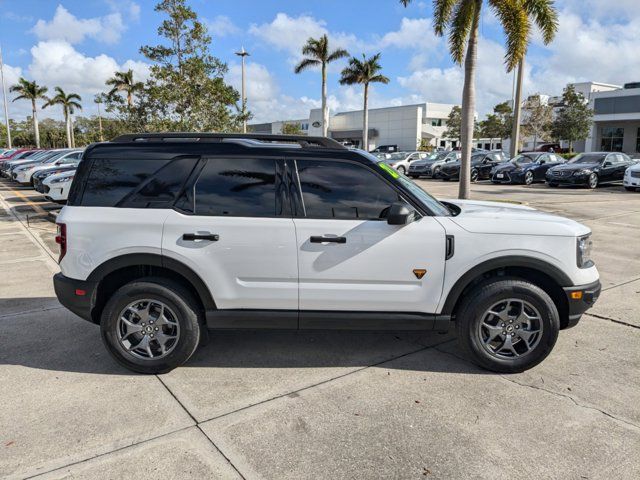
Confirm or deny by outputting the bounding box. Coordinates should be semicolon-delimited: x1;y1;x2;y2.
545;152;634;189
54;133;600;375
382;151;430;174
1;150;59;177
408;151;460;178
624;162;640;191
492;152;565;185
0;148;30;161
439;151;508;182
370;144;398;154
42;170;75;203
13;149;83;185
8;149;72;181
33;160;81;192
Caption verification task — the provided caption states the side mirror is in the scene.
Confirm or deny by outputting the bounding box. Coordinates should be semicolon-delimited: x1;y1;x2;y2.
387;202;416;225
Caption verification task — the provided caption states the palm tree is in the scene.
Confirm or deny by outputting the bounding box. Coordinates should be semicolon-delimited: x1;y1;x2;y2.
294;34;349;137
106;69;143;108
339;53;390;151
10;78;48;148
43;87;82;148
401;0;558;199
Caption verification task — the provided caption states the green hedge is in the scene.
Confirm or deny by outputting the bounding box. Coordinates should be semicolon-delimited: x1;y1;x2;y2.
558;153;578;160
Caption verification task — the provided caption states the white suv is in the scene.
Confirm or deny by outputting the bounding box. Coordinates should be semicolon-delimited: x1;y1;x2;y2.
54;133;601;374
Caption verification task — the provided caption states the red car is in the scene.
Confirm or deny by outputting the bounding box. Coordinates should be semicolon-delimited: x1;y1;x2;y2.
0;149;39;162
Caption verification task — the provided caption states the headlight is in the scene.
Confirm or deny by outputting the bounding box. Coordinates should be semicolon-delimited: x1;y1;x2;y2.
574;169;591;176
577;234;593;268
50;175;73;184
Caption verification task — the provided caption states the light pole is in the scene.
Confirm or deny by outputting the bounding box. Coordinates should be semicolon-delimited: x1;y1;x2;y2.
235;47;250;133
0;45;11;149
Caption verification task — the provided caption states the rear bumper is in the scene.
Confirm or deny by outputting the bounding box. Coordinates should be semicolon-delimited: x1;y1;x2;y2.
53;273;98;323
562;279;601;328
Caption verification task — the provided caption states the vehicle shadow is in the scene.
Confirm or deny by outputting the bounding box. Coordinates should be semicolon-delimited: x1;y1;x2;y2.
0;297;485;376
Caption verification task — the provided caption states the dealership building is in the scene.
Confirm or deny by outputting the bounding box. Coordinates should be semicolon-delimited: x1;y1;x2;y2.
250;102;463;151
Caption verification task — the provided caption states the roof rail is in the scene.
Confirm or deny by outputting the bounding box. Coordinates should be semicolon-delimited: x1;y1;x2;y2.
111;132;346;149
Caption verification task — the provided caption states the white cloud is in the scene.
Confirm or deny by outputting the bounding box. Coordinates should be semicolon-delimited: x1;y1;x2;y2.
206;15;240;37
377;17;436;50
31;5;127;45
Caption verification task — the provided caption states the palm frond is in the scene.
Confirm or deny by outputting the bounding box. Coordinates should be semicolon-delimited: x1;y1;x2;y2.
523;0;558;44
449;0;478;65
433;0;458;37
489;0;529;71
294;57;321;74
369;74;390;84
327;48;350;63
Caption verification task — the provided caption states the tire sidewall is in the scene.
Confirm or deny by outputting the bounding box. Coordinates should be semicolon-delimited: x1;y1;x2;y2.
524;171;534;185
588;173;598;189
457;280;560;373
101;280;201;374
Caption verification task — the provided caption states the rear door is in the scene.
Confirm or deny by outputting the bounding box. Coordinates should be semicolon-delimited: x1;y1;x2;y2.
162;157;298;311
291;158;446;314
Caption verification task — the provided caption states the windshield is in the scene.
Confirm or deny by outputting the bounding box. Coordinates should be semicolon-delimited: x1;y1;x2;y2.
395;174;451;216
511;153;538;166
569;153;606;164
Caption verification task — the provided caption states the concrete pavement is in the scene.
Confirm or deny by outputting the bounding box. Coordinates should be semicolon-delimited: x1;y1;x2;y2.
0;176;638;479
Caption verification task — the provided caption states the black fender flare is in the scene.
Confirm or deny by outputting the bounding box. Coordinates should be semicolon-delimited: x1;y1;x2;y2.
87;253;216;310
440;255;573;315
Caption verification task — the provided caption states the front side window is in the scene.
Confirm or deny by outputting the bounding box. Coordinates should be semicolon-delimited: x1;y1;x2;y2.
192;158;276;217
296;159;400;220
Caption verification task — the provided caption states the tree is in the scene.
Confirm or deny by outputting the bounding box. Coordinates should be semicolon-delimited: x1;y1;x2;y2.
9;78;48;148
401;0;558;199
521;95;553;150
339;53;389;151
294;34;349;137
106;69;143;108
444;105;462;140
551;85;593;152
281;122;303;135
479;101;512;140
43;87;82;148
139;0;244;132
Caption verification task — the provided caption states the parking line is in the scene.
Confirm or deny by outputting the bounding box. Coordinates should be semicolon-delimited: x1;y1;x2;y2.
9;185;48;216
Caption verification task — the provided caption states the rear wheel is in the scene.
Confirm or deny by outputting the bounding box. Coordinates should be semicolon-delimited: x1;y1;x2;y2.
100;278;202;374
456;279;559;373
397;166;406;174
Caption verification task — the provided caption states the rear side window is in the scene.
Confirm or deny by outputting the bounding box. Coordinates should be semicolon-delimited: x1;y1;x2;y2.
81;159;171;207
295;159;400;220
190;158;277;217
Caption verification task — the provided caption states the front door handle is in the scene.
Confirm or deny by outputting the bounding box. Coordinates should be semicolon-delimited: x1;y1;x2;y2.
183;233;219;241
310;235;346;244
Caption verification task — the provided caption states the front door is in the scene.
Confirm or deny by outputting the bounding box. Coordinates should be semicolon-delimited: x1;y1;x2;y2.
162;157;298;311
291;158;446;313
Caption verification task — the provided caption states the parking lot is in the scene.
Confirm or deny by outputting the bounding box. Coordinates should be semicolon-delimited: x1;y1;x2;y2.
1;175;639;479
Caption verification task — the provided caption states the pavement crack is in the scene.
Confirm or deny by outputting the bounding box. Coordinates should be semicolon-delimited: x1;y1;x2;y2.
432;345;640;431
585;313;640;330
602;276;640;292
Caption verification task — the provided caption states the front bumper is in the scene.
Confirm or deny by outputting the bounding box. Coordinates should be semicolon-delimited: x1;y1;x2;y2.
562;279;601;328
624;175;640;188
53;273;98;323
546;173;589;185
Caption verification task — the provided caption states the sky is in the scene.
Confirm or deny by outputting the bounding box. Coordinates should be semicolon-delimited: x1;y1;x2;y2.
1;0;639;124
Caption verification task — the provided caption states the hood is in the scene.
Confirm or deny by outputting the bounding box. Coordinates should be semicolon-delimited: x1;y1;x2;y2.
440;199;590;237
551;162;599;172
493;162;522;172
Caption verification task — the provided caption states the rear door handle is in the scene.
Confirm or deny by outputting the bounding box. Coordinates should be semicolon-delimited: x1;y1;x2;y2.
310;235;346;244
183;233;219;241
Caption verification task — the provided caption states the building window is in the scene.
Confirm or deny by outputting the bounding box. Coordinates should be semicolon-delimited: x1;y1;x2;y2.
601;127;624;152
431;119;442;127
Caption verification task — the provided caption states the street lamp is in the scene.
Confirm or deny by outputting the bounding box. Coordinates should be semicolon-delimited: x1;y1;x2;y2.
0;45;11;149
235;47;250;133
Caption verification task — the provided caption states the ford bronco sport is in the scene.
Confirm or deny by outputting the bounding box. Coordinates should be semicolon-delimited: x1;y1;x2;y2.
53;133;601;374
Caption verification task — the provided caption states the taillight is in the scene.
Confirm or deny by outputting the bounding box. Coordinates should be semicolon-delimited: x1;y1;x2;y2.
55;223;67;263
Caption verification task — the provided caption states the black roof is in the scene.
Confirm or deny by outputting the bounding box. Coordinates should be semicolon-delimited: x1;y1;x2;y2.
85;132;373;163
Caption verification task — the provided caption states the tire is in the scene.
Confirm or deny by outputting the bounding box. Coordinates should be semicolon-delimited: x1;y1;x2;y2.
100;277;202;374
455;278;560;373
397;166;406;174
587;173;598;189
432;166;441;178
524;171;534;185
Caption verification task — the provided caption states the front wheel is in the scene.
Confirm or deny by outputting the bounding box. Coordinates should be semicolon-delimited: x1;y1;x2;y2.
524;171;534;185
100;278;202;374
432;166;441;178
588;173;599;189
470;169;479;182
455;279;559;373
